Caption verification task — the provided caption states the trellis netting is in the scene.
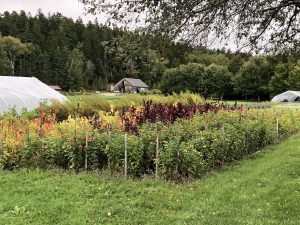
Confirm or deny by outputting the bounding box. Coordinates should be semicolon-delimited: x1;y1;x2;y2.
0;76;68;114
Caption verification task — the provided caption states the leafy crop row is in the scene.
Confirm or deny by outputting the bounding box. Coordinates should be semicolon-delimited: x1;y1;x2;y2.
0;104;299;180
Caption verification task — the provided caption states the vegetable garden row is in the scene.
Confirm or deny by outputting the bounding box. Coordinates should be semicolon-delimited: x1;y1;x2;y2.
0;101;299;180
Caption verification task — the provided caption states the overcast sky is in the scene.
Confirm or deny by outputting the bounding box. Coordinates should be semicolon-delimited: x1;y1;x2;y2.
0;0;101;23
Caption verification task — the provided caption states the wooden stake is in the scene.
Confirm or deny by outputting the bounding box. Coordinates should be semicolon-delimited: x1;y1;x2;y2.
74;103;80;140
174;136;181;180
221;124;225;165
291;111;295;133
0;133;3;160
26;127;30;142
107;128;112;172
245;108;249;150
108;130;112;143
276;118;279;141
85;131;88;171
204;114;208;131
155;134;159;178
124;132;128;179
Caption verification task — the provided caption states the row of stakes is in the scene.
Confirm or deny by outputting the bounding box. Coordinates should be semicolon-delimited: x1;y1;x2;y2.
0;112;291;178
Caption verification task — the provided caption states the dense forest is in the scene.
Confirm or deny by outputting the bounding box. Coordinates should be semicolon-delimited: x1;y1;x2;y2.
0;10;299;100
0;10;190;90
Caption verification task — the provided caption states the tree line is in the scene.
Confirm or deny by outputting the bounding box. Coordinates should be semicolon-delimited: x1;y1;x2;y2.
0;10;189;91
0;10;299;100
161;53;300;101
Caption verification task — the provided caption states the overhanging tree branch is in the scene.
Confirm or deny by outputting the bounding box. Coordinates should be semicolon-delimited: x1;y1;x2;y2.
80;0;300;52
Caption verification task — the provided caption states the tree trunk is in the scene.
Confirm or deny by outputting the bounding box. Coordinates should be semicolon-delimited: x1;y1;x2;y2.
10;60;15;76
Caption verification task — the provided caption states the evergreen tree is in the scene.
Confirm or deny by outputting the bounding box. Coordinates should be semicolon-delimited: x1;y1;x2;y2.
51;47;68;88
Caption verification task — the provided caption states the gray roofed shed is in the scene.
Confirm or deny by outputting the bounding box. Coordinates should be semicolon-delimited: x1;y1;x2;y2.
123;78;148;88
113;78;149;93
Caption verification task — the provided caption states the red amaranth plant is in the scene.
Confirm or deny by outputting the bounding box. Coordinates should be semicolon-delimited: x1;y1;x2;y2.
121;101;241;133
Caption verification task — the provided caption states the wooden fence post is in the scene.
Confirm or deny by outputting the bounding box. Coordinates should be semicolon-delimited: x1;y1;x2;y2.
174;136;181;180
85;131;88;171
0;133;3;160
221;124;225;165
296;109;299;132
291;110;295;133
245;108;249;151
74;103;80;140
108;127;112;142
107;127;112;172
155;134;159;178
204;113;208;131
276;117;279;141
26;127;30;142
38;120;44;167
124;132;128;179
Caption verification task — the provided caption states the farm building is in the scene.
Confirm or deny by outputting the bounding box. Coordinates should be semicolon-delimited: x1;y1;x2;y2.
48;85;62;92
0;76;68;114
113;78;149;93
271;90;300;102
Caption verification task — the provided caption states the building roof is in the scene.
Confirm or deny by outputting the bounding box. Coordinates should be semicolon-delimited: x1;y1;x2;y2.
0;76;68;114
49;85;62;90
123;78;149;88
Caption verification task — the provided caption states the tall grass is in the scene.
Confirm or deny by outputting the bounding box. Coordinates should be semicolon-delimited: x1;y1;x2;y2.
50;92;204;120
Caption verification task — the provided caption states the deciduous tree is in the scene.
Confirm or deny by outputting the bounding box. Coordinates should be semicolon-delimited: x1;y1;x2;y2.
81;0;300;51
234;56;272;101
269;63;291;97
288;61;300;90
0;36;31;75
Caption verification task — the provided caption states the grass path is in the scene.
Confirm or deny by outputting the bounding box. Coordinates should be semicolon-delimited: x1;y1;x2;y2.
1;135;300;225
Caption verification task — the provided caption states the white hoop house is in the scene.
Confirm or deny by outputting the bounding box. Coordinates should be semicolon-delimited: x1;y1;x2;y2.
271;90;300;103
0;76;68;114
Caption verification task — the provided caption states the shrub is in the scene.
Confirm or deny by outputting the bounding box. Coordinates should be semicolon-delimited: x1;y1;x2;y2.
86;132;109;170
160;138;205;180
105;132;144;176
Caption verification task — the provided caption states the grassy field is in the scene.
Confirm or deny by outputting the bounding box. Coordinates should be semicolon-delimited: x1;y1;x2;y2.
1;135;300;224
65;92;300;112
70;92;204;103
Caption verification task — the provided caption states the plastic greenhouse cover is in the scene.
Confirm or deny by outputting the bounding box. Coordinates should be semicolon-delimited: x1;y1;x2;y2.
0;76;68;114
271;90;300;102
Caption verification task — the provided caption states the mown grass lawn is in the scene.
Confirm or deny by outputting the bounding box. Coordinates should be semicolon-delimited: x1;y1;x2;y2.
1;135;300;225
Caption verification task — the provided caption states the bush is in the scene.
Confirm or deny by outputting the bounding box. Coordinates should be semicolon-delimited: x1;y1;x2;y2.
160;138;205;180
105;132;144;176
140;89;162;95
